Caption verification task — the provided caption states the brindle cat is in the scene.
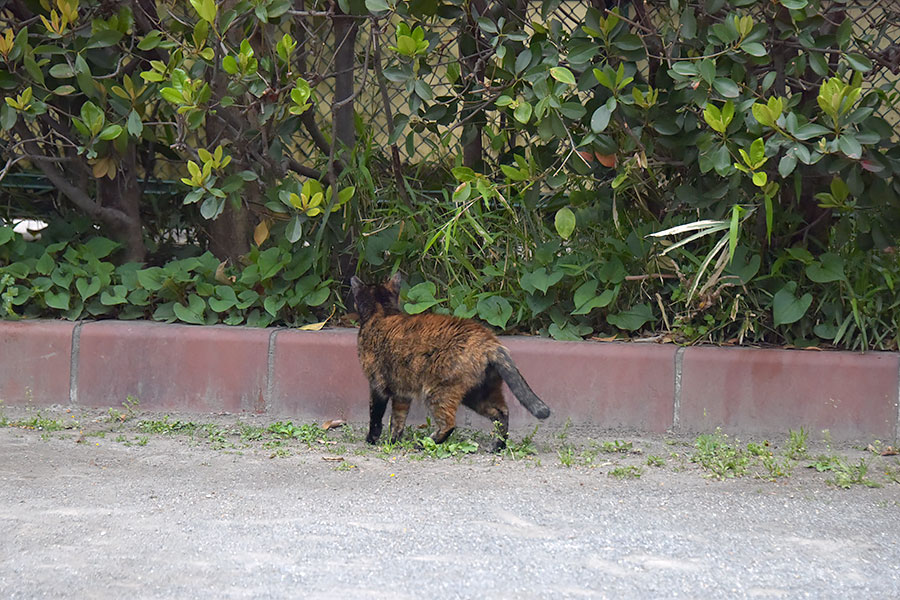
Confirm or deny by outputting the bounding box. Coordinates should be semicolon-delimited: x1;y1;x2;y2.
351;273;551;451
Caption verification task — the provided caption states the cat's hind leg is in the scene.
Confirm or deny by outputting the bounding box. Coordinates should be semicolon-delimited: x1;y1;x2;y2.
466;378;509;452
389;397;412;444
427;386;465;444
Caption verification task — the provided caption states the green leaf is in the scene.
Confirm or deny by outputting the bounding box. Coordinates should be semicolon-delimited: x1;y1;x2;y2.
160;87;184;104
45;290;70;311
520;268;564;294
285;215;302;243
36;252;55;275
1;104;17;131
772;282;812;326
554;207;576;239
809;52;828;77
173;294;206;324
86;29;123;49
607;303;653;331
778;153;797;178
76;277;102;300
549;67;576;85
728;205;741;262
365;0;390;11
222;55;238;75
571;280;615;315
779;0;808;8
845;53;872;72
0;227;14;245
403;281;440;314
699;59;716;85
837;135;862;159
49;63;75;79
138;30;163;51
99;124;123;141
590;98;616;133
190;0;218;23
741;42;766;57
805;253;845;283
100;285;128;305
793;123;830;141
476;295;512;329
514;102;532;124
712;78;740;98
84;237;120;259
127;110;143;137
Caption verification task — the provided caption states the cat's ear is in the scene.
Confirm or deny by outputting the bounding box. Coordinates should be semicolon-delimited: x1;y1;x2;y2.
386;271;404;294
350;276;364;296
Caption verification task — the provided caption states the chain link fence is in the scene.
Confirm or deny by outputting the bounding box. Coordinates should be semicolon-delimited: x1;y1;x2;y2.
304;0;900;163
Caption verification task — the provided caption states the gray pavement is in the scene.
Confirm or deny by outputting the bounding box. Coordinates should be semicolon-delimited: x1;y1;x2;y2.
1;408;898;599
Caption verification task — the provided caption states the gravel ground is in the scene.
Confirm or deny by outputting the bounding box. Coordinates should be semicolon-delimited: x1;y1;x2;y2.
1;406;898;599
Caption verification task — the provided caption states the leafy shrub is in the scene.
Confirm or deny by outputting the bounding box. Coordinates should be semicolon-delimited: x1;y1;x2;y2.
0;226;332;326
2;0;899;348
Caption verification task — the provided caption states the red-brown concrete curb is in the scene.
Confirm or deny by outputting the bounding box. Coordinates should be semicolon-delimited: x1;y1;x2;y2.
1;319;897;441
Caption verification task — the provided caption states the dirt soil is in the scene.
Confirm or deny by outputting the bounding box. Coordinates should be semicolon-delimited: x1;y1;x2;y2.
1;405;899;599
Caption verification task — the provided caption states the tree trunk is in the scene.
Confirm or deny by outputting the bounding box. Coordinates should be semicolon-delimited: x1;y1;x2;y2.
332;12;358;168
458;1;488;171
102;148;147;263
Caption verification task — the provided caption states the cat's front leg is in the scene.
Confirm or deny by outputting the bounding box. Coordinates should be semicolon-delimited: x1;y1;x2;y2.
366;386;389;444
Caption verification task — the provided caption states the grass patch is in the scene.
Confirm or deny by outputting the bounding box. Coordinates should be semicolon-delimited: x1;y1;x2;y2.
15;414;74;432
267;421;328;445
786;428;808;460
810;455;882;489
646;455;665;467
609;465;643;479
138;417;198;435
692;429;750;479
501;425;539;461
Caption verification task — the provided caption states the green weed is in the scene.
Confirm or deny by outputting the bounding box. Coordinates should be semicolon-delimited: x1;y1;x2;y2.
237;423;266;442
268;421;328;445
107;396;141;423
420;434;479;459
786;428;809;459
557;446;576;467
138;417;198;435
757;455;793;481
609;466;643;479
828;458;882;489
501;425;539;460
15;414;72;432
646;455;665;467
692;429;750;479
600;440;634;454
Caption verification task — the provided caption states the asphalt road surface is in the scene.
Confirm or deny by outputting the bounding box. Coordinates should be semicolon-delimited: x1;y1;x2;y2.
1;408;898;599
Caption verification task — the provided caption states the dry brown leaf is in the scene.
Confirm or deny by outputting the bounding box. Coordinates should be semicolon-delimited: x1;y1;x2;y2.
321;419;346;430
299;305;336;331
91;158;109;179
321;456;344;462
214;260;231;284
595;153;617;168
253;219;270;247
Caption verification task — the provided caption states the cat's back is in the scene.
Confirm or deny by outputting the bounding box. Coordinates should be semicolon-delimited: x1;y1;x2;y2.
360;311;500;356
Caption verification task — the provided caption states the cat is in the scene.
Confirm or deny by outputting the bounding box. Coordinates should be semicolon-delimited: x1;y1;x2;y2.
350;273;550;452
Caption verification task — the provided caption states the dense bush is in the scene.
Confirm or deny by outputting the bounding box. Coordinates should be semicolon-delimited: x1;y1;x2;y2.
1;0;899;349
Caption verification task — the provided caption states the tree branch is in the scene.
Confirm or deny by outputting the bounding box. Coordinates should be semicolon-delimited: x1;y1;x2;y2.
12;124;132;229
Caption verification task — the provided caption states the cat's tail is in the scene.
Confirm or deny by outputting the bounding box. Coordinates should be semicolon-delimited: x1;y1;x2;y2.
491;347;551;419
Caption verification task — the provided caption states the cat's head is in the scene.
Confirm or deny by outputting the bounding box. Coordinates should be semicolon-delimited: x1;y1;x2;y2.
350;272;403;324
